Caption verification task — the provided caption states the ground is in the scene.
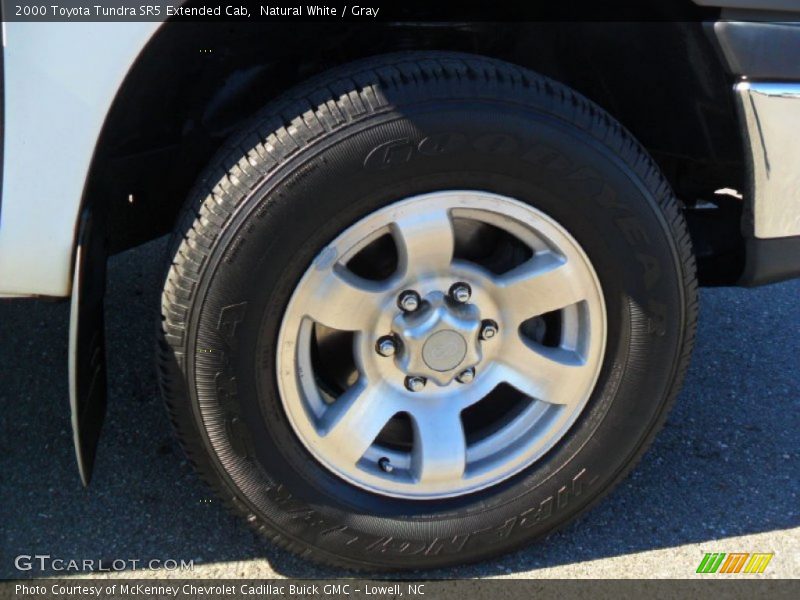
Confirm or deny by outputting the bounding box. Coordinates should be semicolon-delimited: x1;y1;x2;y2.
0;237;797;579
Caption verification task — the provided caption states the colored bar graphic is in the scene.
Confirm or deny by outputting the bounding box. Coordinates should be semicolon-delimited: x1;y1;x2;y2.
697;553;726;573
697;552;774;574
744;553;774;574
720;553;749;573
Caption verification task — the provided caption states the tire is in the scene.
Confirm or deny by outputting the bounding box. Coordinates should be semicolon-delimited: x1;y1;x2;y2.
158;52;697;570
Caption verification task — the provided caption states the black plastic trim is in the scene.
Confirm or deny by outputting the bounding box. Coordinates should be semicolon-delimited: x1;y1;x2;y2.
714;20;800;79
69;206;108;486
739;235;800;286
695;0;800;11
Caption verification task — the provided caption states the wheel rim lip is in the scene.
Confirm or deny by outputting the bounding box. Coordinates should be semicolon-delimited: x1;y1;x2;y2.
276;190;607;500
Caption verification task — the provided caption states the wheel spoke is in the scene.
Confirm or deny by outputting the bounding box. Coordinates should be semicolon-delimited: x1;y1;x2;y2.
496;254;588;322
410;405;467;484
304;266;387;331
393;208;456;278
496;335;589;407
318;380;399;466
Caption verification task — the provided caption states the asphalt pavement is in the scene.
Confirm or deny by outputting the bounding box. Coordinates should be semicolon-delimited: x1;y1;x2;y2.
1;237;797;579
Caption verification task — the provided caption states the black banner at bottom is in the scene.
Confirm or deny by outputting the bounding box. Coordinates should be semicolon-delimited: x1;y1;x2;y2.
1;579;798;600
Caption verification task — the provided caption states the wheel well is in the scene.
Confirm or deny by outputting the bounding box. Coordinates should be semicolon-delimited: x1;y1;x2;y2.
87;19;745;282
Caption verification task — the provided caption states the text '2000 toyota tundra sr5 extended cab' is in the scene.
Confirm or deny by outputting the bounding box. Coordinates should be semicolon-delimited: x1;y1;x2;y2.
1;0;798;570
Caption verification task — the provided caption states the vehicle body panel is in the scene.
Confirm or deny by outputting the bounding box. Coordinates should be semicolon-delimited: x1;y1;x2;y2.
0;22;158;297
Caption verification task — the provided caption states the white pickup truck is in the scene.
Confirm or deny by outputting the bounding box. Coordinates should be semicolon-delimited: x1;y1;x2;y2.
1;1;798;570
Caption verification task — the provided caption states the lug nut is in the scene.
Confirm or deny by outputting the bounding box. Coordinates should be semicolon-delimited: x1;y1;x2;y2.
449;282;472;304
405;375;426;392
378;457;394;473
480;320;499;340
398;290;421;313
376;335;398;357
456;367;476;384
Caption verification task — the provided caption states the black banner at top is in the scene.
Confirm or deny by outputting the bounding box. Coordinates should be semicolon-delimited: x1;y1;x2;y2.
1;0;725;23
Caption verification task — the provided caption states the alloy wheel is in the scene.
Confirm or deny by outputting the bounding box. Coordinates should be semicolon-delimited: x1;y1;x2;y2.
276;191;606;499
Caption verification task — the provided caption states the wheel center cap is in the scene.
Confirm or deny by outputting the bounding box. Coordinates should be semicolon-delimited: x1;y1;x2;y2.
422;330;467;372
391;291;483;386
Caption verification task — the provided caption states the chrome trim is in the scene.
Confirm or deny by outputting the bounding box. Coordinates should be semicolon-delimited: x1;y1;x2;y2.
735;82;800;238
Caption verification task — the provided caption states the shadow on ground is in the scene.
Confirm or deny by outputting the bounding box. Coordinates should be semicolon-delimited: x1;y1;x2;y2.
1;237;797;578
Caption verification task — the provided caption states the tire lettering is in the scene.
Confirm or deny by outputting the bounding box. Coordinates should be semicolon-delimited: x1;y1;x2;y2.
212;303;251;458
616;216;652;246
519;496;554;528
645;300;668;336
423;535;470;556
217;302;248;346
418;132;467;156
363;138;414;169
226;416;252;459
582;178;668;337
635;253;661;291
520;143;575;174
366;537;428;556
252;465;594;557
467;517;518;549
224;236;245;265
215;371;237;401
594;181;628;211
471;133;518;155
